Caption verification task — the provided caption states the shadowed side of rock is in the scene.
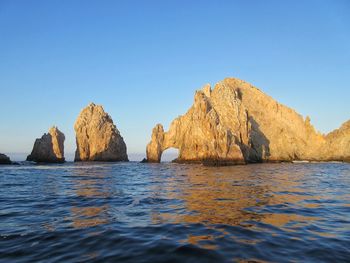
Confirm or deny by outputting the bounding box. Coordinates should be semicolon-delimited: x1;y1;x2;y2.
74;103;128;162
0;153;12;164
27;126;65;163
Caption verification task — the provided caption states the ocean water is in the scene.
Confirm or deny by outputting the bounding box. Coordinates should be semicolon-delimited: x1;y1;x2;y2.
0;162;349;263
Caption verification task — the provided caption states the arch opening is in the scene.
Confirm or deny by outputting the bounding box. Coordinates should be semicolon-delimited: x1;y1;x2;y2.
161;147;179;163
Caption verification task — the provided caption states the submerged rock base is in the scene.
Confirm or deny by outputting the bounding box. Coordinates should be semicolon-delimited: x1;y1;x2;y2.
172;158;246;166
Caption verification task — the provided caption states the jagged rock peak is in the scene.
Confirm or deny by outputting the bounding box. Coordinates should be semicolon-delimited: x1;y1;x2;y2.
202;84;211;97
27;126;65;163
74;103;128;162
146;77;349;165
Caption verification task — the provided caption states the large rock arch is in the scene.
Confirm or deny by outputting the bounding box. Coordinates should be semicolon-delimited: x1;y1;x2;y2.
146;78;350;165
146;83;248;165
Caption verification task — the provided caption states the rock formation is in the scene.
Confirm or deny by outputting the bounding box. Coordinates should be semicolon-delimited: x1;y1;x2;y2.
146;78;350;164
323;120;350;162
74;103;128;162
0;153;12;164
27;126;65;163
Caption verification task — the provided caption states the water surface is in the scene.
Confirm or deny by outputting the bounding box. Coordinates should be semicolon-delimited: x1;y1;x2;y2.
1;162;349;262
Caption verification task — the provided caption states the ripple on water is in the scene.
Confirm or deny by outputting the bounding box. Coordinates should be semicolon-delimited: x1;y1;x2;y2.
0;162;349;262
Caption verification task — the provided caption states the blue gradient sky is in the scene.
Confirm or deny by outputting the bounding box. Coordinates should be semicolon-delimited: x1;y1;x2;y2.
0;0;349;160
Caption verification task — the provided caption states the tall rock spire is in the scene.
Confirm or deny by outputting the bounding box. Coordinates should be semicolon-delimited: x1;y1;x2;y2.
74;103;128;162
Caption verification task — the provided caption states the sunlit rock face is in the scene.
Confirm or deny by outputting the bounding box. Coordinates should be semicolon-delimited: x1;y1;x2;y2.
146;78;349;164
324;120;350;162
0;153;12;164
27;126;65;163
74;103;128;162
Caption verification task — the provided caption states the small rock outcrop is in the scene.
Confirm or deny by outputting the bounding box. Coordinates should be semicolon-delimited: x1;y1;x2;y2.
146;78;350;164
74;103;128;162
27;126;65;163
0;153;12;164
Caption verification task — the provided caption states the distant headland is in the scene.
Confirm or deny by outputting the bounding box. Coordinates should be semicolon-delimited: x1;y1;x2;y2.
1;77;349;165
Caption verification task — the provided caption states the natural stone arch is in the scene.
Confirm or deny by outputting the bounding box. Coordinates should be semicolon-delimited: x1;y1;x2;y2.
146;86;246;165
146;124;178;163
146;78;349;165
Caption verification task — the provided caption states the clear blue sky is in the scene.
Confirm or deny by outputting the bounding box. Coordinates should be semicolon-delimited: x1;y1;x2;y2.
0;0;349;160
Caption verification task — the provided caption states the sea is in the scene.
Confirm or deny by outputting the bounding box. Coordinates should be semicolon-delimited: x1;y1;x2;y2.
0;161;349;262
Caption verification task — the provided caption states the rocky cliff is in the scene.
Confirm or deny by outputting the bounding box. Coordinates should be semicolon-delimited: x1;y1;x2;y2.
74;103;128;162
27;126;65;163
146;78;349;164
0;153;12;164
324;120;350;162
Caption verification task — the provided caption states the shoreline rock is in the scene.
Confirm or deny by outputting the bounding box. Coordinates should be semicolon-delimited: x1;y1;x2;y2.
74;103;128;162
27;126;65;163
146;77;350;165
0;153;12;165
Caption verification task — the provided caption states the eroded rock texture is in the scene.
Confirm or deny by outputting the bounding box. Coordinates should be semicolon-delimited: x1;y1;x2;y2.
27;126;65;163
74;103;128;162
146;78;349;164
324;120;350;162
